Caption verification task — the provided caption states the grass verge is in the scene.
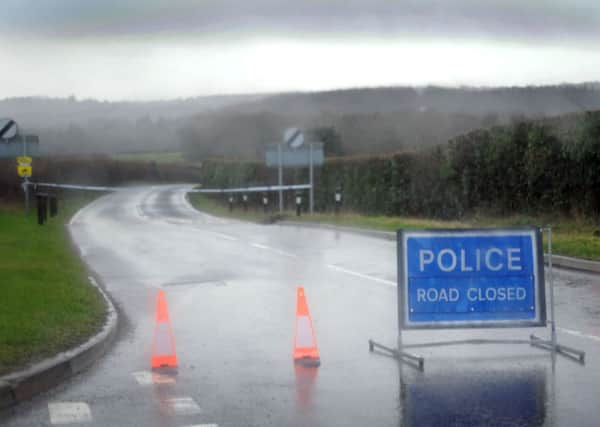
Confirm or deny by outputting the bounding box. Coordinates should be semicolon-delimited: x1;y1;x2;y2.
188;194;600;261
111;151;185;163
0;196;105;375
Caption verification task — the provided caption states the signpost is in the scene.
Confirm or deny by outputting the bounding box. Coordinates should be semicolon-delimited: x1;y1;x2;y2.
265;141;324;214
369;227;585;370
16;155;33;212
0;120;38;213
273;127;306;213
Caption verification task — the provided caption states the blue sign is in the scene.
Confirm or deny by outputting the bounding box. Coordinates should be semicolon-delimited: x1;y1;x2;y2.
398;228;546;329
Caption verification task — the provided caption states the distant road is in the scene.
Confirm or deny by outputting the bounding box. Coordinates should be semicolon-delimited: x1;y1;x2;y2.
3;185;600;426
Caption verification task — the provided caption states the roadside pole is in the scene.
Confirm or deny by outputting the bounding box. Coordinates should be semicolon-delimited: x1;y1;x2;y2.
309;142;314;214
23;137;29;214
278;143;283;213
24;178;30;213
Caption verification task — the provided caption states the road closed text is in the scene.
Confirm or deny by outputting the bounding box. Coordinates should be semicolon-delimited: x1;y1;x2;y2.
416;286;528;303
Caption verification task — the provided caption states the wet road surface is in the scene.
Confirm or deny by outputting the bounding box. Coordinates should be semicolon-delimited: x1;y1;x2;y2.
2;185;600;426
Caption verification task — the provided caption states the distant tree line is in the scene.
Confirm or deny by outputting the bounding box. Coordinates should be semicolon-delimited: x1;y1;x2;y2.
194;111;600;220
3;83;600;158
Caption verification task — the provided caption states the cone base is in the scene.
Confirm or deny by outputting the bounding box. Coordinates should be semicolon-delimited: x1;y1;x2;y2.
294;356;321;367
151;365;178;374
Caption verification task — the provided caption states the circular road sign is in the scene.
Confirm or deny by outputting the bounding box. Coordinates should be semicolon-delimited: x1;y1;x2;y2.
284;127;304;149
0;118;18;140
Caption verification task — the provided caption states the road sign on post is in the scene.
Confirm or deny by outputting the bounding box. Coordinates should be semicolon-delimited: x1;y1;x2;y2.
17;165;32;177
284;127;304;149
0;118;18;140
398;228;546;329
0;135;40;159
265;143;324;167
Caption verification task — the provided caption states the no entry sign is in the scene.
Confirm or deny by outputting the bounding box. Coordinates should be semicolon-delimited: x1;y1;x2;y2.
398;228;546;329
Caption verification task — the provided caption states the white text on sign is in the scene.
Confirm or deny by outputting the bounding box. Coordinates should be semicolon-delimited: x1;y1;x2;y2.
418;247;522;272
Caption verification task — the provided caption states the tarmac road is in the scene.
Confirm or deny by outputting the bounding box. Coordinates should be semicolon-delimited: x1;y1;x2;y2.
2;185;600;426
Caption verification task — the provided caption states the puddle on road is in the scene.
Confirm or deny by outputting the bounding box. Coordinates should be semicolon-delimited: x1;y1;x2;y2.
398;362;549;427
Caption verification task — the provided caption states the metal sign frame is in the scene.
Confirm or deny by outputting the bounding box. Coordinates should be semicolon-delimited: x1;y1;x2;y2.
398;227;546;330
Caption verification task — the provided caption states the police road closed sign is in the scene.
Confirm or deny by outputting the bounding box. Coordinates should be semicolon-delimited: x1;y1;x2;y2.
398;228;546;329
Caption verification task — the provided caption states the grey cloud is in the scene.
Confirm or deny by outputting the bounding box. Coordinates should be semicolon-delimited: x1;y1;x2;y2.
2;0;600;42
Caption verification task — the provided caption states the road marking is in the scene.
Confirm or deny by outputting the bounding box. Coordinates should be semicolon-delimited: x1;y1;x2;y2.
131;371;176;385
210;231;238;241
250;242;297;258
68;196;105;225
558;327;600;342
48;402;92;425
163;397;202;416
327;264;396;287
184;425;219;427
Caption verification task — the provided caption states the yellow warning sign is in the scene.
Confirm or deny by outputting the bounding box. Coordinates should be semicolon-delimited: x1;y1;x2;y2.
17;165;32;178
17;156;32;165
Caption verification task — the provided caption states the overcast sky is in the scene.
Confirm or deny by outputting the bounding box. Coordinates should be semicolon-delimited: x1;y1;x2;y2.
1;0;599;100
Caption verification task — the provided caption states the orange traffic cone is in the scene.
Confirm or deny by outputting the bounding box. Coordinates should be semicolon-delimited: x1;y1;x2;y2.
293;286;321;367
151;289;178;371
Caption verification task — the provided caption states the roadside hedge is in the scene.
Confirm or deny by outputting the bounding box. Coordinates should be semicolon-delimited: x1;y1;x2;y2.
198;112;600;220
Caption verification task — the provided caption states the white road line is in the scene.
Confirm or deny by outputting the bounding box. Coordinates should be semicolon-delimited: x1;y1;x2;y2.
184;424;219;427
558;327;600;342
163;397;202;416
210;231;238;241
250;242;297;258
131;371;176;386
48;402;92;425
269;248;298;258
68;196;105;225
327;264;396;287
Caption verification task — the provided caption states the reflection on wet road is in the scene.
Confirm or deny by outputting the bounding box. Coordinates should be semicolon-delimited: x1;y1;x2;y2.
2;185;600;426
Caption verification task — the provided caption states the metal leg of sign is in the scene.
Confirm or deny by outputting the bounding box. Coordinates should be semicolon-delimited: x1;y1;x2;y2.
529;227;585;365
529;335;585;363
368;338;424;371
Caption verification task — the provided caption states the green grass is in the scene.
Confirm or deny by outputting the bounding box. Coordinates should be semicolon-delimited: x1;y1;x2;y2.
112;151;185;163
0;197;105;375
188;194;600;261
188;193;275;223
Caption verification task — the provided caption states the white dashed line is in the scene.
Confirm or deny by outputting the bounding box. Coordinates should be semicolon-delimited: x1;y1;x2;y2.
558;327;600;342
48;402;92;425
131;371;176;386
327;264;396;287
163;397;202;416
184;425;219;427
270;249;298;258
250;242;297;258
210;231;238;241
